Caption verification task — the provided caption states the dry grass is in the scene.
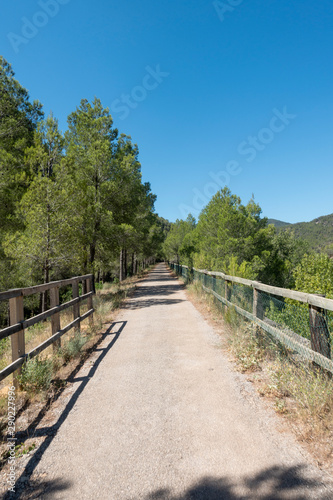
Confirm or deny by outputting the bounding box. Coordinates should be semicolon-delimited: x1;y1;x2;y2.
186;279;333;474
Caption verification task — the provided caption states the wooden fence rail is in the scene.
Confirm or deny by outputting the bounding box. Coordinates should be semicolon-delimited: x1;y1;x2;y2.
170;263;333;374
0;274;94;386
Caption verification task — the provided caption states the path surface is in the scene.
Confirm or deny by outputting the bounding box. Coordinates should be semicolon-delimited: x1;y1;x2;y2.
16;264;333;498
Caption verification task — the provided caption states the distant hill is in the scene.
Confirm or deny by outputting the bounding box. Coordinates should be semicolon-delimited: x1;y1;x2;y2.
267;219;291;229
268;214;333;256
285;214;333;255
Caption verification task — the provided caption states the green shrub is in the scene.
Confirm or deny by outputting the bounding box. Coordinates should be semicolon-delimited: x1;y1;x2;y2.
265;299;310;339
59;285;73;304
0;337;9;357
60;333;86;363
19;356;53;394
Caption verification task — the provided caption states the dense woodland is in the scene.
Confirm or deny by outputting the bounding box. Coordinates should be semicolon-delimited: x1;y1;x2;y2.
0;57;170;303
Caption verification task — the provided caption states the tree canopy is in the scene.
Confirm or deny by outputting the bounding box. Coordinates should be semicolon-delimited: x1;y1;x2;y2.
164;187;311;289
0;57;166;301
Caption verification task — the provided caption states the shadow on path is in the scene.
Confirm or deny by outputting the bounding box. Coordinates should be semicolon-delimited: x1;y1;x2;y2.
134;285;183;297
18;465;330;499
4;321;126;500
136;267;177;284
125;298;184;310
138;466;331;500
125;268;185;309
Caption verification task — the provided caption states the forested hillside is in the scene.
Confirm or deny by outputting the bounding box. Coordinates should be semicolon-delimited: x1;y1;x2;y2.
0;57;167;296
267;219;291;229
268;215;333;256
283;214;333;256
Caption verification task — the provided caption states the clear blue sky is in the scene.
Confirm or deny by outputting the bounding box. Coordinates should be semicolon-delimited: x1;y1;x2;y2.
1;0;333;223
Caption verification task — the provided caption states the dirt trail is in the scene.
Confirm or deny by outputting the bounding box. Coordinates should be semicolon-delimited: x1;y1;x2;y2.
9;263;333;499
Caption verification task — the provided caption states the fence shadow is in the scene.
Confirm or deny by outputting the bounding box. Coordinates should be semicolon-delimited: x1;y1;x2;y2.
135;285;182;297
4;321;126;500
139;466;332;500
125;298;184;310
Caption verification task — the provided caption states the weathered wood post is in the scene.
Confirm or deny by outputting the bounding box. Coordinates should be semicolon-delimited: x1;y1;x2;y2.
309;296;331;361
225;279;231;313
9;295;25;388
72;281;80;333
253;287;264;320
86;277;94;326
50;286;61;352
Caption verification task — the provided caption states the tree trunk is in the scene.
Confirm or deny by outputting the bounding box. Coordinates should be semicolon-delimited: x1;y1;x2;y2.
41;202;51;313
90;242;96;271
124;249;127;279
131;253;135;276
41;261;49;313
120;248;124;282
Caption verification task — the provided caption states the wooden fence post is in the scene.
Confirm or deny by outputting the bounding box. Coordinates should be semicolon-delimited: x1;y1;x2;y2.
72;281;80;333
86;277;94;326
253;287;264;320
309;300;331;360
225;280;231;313
50;286;61;352
9;295;25;388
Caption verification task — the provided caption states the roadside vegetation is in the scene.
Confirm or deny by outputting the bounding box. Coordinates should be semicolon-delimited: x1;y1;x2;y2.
186;279;333;474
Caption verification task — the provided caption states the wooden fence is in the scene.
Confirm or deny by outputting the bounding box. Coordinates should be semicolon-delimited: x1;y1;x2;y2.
0;274;94;385
170;263;333;374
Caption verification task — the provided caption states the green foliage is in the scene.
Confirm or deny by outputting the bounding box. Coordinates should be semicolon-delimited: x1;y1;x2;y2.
59;286;73;304
19;356;54;394
0;338;9;358
294;253;333;297
221;255;256;280
265;299;311;340
163;215;196;264
0;57;164;321
263;254;333;342
13;443;36;458
59;333;86;363
0;57;43;292
262;252;333;341
166;188;310;289
254;230;309;288
224;305;240;327
193;188;273;276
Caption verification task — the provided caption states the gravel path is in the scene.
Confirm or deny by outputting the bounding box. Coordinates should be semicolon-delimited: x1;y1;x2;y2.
11;263;333;499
